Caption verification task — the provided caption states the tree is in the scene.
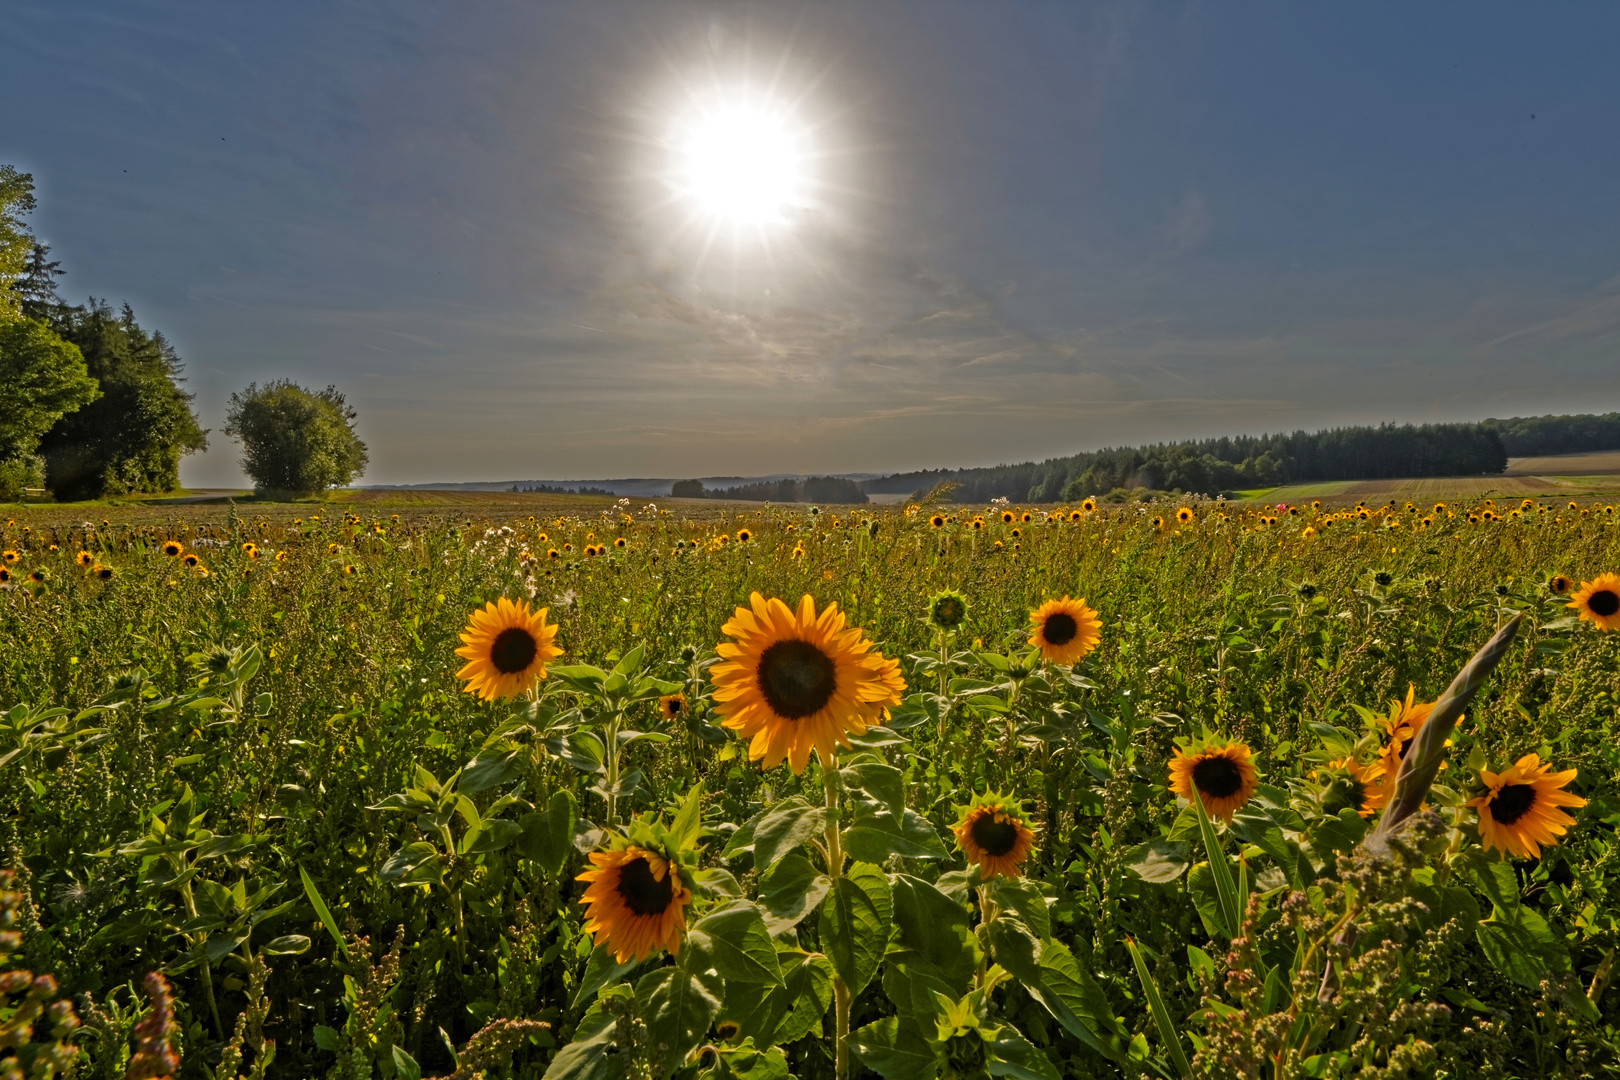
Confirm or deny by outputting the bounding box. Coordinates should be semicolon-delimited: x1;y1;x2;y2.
223;381;369;498
0;169;99;501
37;300;209;500
0;166;38;321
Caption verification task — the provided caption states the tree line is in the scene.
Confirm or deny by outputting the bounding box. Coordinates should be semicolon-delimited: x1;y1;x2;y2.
672;476;869;503
2;166;367;501
864;413;1620;503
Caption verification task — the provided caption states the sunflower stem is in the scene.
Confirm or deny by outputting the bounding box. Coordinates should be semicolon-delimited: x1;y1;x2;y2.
823;766;851;1080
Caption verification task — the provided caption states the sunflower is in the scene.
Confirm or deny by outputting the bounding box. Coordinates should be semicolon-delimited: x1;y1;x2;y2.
1027;596;1102;666
953;793;1036;879
929;589;969;631
1168;739;1258;821
75;551;94;567
1466;754;1586;859
735;528;752;543
0;568;8;584
1151;516;1165;529
454;598;563;701
658;693;686;721
327;542;341;555
971;516;985;530
615;537;627;548
93;563;114;581
1319;757;1387;817
161;540;184;557
241;542;257;555
1176;507;1194;524
1371;684;1453;781
1001;511;1016;524
930;514;947;529
1568;573;1620;632
1068;509;1083;522
343;564;357;576
710;593;904;774
1081;498;1098;513
577;845;693;963
182;553;201;568
0;550;17;565
27;569;45;584
1549;575;1573;596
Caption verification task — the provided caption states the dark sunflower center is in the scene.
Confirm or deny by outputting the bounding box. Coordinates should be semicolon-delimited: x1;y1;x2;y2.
489;627;539;674
1192;756;1243;799
1041;613;1079;646
969;814;1019;857
1489;783;1538;825
615;857;674;916
667;698;683;715
757;639;837;720
1589;590;1620;617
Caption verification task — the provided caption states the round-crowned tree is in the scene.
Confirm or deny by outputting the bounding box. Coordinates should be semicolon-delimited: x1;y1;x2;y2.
223;381;368;498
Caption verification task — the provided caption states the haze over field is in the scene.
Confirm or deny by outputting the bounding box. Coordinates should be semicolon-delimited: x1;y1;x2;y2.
4;2;1620;488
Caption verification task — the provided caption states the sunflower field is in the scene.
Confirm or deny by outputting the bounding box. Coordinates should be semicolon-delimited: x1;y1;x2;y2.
2;494;1620;1080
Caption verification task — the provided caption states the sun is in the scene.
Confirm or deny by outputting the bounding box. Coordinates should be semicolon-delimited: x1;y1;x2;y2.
673;103;808;226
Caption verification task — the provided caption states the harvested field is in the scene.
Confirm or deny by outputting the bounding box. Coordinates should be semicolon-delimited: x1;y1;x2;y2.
1507;449;1620;475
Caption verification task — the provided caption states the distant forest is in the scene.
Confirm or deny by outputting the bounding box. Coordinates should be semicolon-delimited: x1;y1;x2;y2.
509;483;614;496
674;476;868;504
861;413;1620;503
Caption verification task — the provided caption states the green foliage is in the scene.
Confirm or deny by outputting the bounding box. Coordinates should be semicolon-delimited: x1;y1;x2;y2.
224;380;368;498
0;496;1616;1077
34;301;207;500
0;165;37;321
0;317;98;473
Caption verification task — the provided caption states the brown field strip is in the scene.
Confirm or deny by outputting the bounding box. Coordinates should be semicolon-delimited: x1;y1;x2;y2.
1506;450;1620;475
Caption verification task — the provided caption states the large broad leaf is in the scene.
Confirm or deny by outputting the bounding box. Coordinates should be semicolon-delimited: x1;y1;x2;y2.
689;902;782;985
882;956;965;1023
987;877;1051;939
822;862;892;996
850;1016;938;1079
636;964;722;1075
1019;937;1125;1061
983;917;1042;986
519;790;579;876
539;1026;622;1080
1124;839;1190;884
743;798;828;874
987;1028;1060;1080
891;874;974;981
1231;812;1295;876
708;1040;791;1080
380;842;442;886
841;808;949;862
720;949;833;1047
841;761;906;816
571;945;638;1009
459;818;521;855
758;851;831;935
458;748;525;793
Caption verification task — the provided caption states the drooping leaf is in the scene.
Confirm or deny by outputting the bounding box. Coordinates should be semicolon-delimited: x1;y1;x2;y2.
822;862;892;996
758;850;831;935
841;808;948;862
636;964;722;1074
850;1016;938;1079
519;790;578;876
689;902;783;985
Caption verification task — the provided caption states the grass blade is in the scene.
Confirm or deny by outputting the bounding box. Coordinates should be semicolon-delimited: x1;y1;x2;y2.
1192;793;1240;938
300;865;348;959
1127;936;1193;1079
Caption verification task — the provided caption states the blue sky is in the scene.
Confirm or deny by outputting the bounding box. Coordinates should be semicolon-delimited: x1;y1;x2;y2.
5;2;1619;485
